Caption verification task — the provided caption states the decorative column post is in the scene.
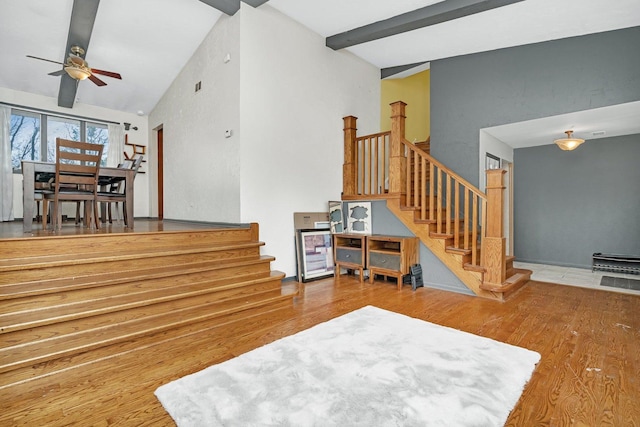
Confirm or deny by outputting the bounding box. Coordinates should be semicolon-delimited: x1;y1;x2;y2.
388;101;407;198
483;169;507;287
342;116;358;198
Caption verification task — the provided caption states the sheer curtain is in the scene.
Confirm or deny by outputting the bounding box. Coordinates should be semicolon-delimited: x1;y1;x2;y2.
0;105;14;222
107;123;125;167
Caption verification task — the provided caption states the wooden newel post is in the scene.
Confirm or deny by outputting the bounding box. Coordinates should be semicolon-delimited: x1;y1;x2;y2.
342;116;358;197
388;101;407;196
483;169;507;287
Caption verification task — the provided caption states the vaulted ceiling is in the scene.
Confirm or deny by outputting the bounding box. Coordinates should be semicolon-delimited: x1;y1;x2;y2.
1;0;639;122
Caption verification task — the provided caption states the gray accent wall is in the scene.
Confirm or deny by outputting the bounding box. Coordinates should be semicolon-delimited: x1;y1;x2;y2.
429;26;640;269
370;201;473;295
430;26;640;186
514;134;640;268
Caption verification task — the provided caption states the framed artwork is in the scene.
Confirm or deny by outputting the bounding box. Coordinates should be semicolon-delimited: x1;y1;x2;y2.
347;201;372;234
297;229;334;282
329;201;344;234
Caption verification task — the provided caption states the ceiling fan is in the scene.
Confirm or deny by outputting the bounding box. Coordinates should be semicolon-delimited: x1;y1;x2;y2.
27;46;122;87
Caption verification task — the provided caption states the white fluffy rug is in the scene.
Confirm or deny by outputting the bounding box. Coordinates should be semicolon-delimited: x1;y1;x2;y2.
155;306;540;426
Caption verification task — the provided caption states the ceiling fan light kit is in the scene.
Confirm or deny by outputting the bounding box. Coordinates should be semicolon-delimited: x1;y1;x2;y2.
554;130;585;151
27;45;122;87
64;66;91;80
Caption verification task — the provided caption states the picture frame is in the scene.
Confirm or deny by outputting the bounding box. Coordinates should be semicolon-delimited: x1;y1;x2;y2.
346;201;372;234
296;229;334;282
329;201;344;234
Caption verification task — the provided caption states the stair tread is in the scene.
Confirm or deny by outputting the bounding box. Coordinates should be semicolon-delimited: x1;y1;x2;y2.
0;255;275;300
0;241;264;272
0;271;286;373
0;300;295;390
0;265;277;331
480;269;532;293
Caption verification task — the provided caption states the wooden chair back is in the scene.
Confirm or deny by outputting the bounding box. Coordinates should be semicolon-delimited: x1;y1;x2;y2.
44;138;103;230
54;138;104;193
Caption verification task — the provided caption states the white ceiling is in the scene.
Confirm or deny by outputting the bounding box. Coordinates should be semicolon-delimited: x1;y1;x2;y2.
483;101;640;149
1;0;639;147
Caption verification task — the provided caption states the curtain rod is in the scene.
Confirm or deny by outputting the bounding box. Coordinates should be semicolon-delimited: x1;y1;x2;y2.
0;102;121;126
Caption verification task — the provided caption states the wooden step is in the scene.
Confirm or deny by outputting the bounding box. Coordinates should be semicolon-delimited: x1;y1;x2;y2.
0;298;295;391
0;259;275;333
0;223;295;384
479;268;532;301
0;271;286;374
0;226;259;260
0;255;273;300
0;241;263;274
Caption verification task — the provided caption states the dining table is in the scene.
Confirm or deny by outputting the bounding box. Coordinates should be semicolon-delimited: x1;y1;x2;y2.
21;160;135;233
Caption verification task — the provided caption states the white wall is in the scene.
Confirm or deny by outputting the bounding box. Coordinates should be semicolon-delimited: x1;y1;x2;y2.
1;87;150;220
239;4;380;276
148;13;242;222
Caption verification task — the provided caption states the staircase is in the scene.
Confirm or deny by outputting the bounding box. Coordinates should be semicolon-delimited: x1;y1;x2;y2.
0;224;296;388
342;102;531;301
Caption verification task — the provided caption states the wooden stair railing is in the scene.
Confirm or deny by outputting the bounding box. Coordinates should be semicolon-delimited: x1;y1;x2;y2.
403;140;486;269
342;102;531;301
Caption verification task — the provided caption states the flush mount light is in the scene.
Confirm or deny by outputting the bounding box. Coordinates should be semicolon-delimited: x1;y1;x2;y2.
554;130;584;151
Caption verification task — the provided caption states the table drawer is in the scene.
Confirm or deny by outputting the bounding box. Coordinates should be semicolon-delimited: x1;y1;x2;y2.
368;252;400;271
336;247;364;266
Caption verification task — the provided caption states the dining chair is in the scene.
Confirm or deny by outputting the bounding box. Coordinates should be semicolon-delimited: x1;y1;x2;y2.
97;155;143;226
42;138;103;230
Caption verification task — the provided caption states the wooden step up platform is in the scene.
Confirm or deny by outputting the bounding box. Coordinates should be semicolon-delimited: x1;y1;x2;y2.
480;268;532;301
0;222;297;386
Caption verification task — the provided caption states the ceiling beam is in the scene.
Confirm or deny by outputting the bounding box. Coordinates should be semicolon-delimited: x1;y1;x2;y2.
381;62;429;79
58;0;100;108
198;0;269;15
198;0;240;16
326;0;525;50
242;0;269;7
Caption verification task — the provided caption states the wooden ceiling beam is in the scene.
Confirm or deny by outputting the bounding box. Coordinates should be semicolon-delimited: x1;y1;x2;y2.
326;0;525;50
58;0;100;108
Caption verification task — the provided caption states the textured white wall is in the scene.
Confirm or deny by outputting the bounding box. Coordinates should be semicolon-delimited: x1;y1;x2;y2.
148;14;242;222
2;87;150;220
238;4;380;276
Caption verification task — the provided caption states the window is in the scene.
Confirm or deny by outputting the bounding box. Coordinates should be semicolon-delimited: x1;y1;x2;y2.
10;108;110;171
10;110;41;170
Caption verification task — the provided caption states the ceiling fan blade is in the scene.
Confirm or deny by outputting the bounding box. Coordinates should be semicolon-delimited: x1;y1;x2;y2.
48;69;66;77
26;55;65;66
88;73;107;87
90;68;122;79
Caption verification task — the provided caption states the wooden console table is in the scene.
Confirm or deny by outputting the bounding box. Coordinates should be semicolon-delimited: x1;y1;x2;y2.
367;235;419;289
333;234;367;282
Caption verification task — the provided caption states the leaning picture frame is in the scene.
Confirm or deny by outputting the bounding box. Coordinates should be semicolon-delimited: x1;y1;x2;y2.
297;229;334;282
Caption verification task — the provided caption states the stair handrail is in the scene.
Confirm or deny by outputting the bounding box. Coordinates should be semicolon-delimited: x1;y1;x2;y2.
403;139;487;268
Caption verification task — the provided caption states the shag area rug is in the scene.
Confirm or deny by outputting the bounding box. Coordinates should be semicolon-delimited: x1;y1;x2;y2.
155;306;540;426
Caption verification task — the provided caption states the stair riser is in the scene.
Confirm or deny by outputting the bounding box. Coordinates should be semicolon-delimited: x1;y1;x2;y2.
0;227;257;260
0;246;262;283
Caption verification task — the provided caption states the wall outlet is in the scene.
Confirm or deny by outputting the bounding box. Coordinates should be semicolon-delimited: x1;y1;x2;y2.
224;129;232;138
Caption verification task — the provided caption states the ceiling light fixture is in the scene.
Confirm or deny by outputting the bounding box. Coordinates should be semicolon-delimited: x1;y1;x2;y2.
64;65;91;81
554;130;584;151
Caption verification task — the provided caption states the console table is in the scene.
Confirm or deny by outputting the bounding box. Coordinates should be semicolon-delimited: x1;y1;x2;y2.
367;235;419;289
333;234;367;282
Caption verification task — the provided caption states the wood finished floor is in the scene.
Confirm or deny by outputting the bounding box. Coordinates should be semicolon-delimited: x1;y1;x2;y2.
1;221;639;426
